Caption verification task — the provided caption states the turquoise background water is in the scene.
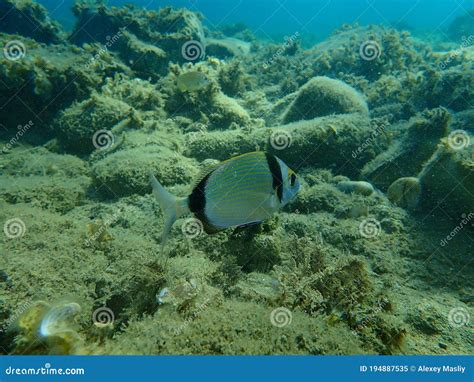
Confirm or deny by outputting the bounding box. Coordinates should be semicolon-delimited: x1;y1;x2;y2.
39;0;474;41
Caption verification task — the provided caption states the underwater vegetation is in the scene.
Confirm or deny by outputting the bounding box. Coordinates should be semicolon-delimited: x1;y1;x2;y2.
0;0;472;356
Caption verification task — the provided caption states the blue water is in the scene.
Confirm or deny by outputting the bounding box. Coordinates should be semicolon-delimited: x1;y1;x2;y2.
40;0;474;42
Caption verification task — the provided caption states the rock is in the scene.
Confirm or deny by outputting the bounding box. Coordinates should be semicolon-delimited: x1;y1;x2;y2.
362;107;450;190
418;135;473;218
54;95;132;155
0;33;130;132
336;181;374;196
0;0;65;43
447;9;474;41
387;177;421;210
0;147;91;213
282;76;369;123
91;146;198;198
117;31;168;79
70;3;205;64
185;113;386;178
206;37;251;58
302;25;429;81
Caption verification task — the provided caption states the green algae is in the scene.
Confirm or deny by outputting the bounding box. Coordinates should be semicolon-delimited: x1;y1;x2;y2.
0;0;472;357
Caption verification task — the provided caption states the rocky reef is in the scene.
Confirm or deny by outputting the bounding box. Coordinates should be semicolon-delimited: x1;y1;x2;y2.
0;0;472;356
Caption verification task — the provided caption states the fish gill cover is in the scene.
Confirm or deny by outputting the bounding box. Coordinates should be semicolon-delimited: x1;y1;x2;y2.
0;0;472;356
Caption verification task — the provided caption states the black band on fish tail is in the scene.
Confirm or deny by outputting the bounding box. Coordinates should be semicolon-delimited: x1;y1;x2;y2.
265;153;283;202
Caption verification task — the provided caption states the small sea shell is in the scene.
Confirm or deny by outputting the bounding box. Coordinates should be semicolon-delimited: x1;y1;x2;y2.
39;302;81;337
156;288;171;305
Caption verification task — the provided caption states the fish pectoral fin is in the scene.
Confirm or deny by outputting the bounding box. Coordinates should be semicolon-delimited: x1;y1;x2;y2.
230;221;262;237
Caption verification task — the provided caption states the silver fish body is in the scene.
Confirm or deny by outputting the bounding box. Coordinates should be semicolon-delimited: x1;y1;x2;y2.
150;151;300;250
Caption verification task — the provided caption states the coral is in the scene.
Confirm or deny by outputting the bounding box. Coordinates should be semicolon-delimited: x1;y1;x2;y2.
282;76;369;123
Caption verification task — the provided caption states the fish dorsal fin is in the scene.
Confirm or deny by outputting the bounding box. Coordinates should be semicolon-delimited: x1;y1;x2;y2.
190;152;265;191
190;161;221;190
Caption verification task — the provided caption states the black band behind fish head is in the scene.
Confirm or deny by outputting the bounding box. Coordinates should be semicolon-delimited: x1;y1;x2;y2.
265;153;283;202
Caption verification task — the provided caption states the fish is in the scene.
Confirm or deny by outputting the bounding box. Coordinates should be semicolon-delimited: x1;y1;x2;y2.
149;151;301;250
176;71;210;92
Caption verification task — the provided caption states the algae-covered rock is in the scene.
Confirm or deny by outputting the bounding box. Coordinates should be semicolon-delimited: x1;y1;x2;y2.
1;0;473;357
303;25;430;81
387;177;421;211
0;176;90;213
117;31;168;79
282;76;369;123
99;74;165;114
422;68;474;112
53;94;133;155
362;107;450;190
0;147;91;212
165;68;252;131
206;37;251;58
0;0;65;43
185;113;387;178
91;146;198;198
0;33;130;131
418;137;473;218
336;180;374;196
70;3;205;64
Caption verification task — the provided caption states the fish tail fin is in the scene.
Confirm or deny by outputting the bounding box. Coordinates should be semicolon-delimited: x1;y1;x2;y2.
149;173;189;252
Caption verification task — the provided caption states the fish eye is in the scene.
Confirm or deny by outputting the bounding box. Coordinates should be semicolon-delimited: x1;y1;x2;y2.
290;173;296;186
